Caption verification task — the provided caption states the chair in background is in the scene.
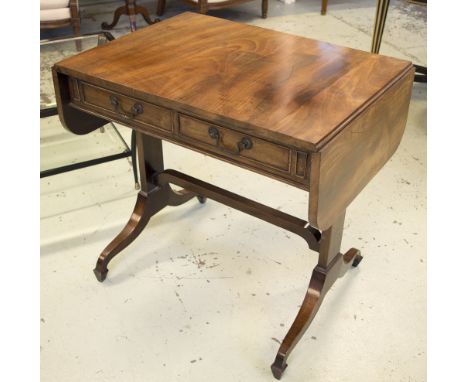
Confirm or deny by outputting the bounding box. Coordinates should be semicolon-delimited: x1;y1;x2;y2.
156;0;269;19
40;1;81;40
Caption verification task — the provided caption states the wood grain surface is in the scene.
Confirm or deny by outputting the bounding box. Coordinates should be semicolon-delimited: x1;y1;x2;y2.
308;68;415;229
54;12;412;151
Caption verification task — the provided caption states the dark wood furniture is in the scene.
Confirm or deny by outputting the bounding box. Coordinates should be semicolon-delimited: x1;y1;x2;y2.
156;0;268;18
52;13;414;379
102;0;158;32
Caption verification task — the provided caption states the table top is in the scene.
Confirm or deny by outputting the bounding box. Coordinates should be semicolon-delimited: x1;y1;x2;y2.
54;12;412;151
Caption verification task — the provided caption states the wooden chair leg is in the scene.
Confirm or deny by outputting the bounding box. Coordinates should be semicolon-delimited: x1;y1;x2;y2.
198;0;208;14
156;0;166;16
69;0;81;50
262;0;268;18
321;0;328;15
270;213;362;379
72;21;82;51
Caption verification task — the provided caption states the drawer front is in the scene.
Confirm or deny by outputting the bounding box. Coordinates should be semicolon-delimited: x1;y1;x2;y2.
79;82;172;132
179;115;291;173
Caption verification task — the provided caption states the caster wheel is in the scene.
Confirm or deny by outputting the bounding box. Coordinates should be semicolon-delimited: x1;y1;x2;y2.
271;362;287;380
197;195;207;204
352;253;363;267
93;267;108;282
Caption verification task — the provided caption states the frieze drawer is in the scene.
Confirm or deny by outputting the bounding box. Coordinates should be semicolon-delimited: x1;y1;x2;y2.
178;115;291;173
79;81;173;132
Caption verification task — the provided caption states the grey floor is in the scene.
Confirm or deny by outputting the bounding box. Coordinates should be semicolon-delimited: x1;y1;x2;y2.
40;1;427;381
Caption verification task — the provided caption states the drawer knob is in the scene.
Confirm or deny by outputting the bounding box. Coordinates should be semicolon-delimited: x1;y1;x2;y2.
109;95;144;119
208;127;253;155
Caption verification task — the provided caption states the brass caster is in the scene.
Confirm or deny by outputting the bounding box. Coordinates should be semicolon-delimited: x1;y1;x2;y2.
352;252;363;267
93;267;108;282
271;361;287;380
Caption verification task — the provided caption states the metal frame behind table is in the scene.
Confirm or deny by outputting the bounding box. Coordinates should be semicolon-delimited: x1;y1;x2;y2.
40;32;139;188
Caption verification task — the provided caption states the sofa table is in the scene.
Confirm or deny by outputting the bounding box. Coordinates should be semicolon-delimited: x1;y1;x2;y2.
52;12;414;379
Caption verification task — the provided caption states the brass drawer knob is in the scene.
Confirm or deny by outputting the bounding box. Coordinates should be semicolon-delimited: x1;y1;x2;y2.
208;126;253;155
109;95;144;119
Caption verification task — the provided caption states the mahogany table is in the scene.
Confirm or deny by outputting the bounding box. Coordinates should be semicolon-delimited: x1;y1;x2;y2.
52;12;414;379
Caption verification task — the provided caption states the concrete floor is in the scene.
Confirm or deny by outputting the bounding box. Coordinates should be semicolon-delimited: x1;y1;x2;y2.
41;1;426;381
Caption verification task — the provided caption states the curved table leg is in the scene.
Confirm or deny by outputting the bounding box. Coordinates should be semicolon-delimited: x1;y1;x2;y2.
134;5;159;25
101;5;127;30
102;1;158;31
93;183;205;282
94;131;207;282
93;189;164;282
271;214;362;379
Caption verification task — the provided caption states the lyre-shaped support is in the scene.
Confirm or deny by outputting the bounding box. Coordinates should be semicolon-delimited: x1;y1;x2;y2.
93;132;203;282
271;213;363;379
92;131;363;380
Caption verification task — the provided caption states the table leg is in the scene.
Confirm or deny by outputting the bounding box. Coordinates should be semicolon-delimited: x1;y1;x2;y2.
198;0;208;15
128;0;137;32
130;130;140;190
371;0;390;54
370;0;427;82
262;0;268;18
156;0;166;16
101;3;128;30
321;0;328;15
93;132;204;282
271;212;362;379
134;3;157;26
101;0;158;31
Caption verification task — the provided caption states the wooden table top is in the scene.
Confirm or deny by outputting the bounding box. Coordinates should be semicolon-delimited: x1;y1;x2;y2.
55;12;412;151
